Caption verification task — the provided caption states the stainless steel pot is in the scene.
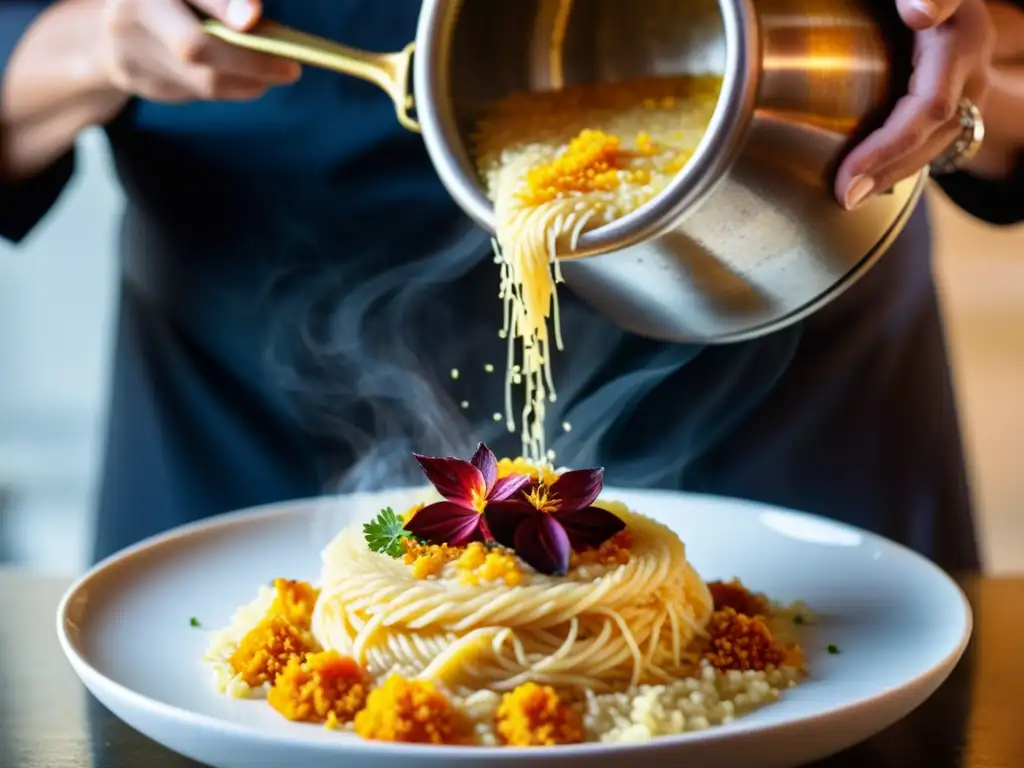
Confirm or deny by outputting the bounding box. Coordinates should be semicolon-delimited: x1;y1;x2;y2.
207;0;922;343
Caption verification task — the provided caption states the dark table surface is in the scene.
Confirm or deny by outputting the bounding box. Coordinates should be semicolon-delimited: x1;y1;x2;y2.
2;569;1022;767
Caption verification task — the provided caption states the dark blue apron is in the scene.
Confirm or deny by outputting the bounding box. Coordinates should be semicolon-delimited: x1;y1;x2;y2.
5;0;1016;573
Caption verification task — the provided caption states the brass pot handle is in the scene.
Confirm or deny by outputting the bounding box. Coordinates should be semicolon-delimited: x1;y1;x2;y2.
203;20;419;132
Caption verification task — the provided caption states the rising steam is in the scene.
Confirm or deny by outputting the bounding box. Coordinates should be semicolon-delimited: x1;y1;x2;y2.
259;199;802;509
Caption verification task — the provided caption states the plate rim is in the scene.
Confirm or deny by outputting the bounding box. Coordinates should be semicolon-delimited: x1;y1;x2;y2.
56;489;974;759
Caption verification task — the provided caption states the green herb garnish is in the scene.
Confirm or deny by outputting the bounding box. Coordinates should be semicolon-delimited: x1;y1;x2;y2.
827;644;840;654
189;617;201;628
364;507;416;557
793;614;805;625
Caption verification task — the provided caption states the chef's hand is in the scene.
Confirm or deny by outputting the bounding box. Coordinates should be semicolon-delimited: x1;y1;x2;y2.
101;0;301;103
835;0;996;209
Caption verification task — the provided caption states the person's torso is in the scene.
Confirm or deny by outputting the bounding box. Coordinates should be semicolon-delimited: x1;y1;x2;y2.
101;0;937;489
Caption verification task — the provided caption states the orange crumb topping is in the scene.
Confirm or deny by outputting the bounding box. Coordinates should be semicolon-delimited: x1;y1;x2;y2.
635;131;658;156
402;539;463;579
497;457;560;487
269;578;320;630
456;540;488;571
784;643;805;670
268;651;370;725
229;614;318;687
704;607;787;672
518;129;627;206
570;530;633;568
354;675;463;744
457;542;524;587
708;579;772;618
495;683;584;747
663;149;694;175
402;503;425;525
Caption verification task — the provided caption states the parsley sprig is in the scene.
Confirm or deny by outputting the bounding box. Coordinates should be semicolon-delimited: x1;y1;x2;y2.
364;507;418;557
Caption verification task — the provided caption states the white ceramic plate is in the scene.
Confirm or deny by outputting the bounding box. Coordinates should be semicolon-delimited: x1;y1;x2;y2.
57;488;971;768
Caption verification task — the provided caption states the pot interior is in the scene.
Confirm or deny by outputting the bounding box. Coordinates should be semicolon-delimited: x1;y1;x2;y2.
441;0;729;191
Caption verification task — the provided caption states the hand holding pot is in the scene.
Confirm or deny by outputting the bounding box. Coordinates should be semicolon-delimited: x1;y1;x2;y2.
101;0;301;104
835;0;996;208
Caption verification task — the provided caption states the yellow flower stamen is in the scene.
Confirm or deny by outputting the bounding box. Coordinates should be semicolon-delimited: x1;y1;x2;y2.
469;484;488;513
526;486;560;514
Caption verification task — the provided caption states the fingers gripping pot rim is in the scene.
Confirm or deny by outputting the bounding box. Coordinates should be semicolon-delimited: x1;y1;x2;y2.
205;0;924;344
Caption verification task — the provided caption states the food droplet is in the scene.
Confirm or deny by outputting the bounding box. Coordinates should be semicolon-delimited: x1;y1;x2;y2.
450;368;460;380
484;364;495;373
562;421;572;432
493;413;503;422
460;401;469;409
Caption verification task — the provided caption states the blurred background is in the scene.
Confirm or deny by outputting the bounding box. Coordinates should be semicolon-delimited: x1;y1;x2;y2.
0;129;1021;576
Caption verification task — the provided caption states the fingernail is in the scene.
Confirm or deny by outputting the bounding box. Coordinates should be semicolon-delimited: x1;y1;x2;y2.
911;0;938;19
227;0;257;29
845;175;875;210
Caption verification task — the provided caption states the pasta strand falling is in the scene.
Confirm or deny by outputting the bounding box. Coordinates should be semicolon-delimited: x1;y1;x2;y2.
473;75;722;463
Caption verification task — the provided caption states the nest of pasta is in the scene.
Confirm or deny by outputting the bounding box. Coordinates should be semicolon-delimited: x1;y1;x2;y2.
204;446;807;747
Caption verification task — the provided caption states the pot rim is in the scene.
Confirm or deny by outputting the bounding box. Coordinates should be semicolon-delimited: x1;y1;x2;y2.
414;0;762;259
